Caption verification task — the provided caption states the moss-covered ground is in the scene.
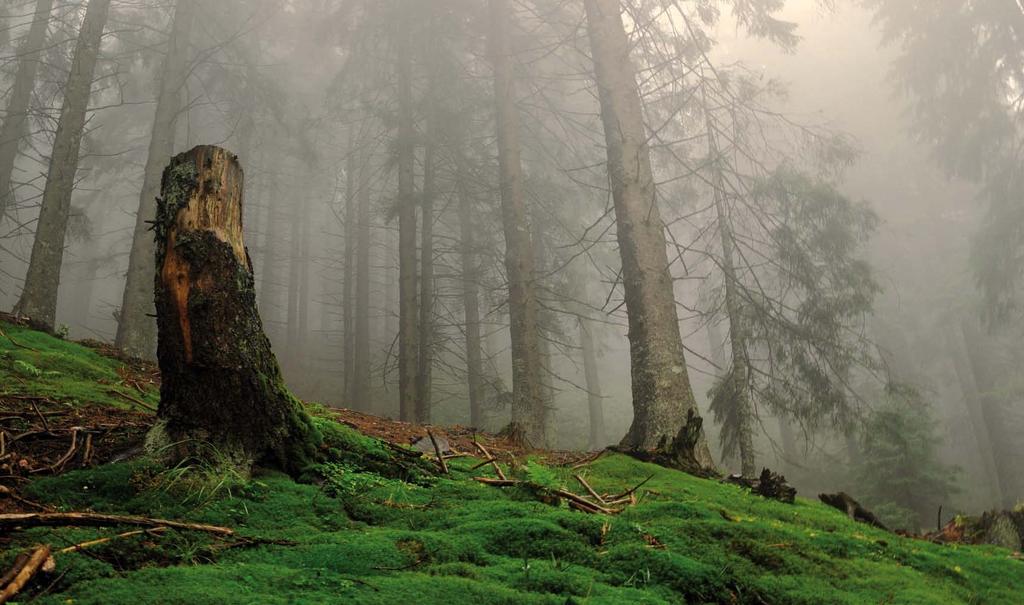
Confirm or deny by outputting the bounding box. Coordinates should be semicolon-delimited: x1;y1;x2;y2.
2;323;1022;604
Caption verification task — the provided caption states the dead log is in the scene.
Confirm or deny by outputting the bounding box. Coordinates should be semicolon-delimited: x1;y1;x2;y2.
819;492;888;530
724;468;797;504
0;512;234;535
149;146;319;475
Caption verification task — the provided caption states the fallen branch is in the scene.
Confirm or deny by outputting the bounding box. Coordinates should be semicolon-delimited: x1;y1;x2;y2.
0;545;51;604
0;326;38;353
473;477;619;515
574;473;607;505
0;553;28;589
426;430;448;474
0;485;51;511
569;449;607;469
59;527;168;554
0;512;234;536
471;439;507;480
610;474;654;501
107;390;157;413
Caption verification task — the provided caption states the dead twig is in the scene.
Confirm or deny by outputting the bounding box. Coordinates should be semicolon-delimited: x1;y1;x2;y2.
107;390;157;413
473;477;619;515
28;401;50;434
426;430;448;474
0;326;38;353
0;485;51;511
570;449;607;469
610;474;655;501
0;544;51;604
574;473;607;505
472;439;507;480
0;512;234;536
59;527;168;554
31;429;78;474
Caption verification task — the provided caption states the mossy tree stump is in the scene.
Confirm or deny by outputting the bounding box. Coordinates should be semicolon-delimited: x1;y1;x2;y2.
148;145;319;475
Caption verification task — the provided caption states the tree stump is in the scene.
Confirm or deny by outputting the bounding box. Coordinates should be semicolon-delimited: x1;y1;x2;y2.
146;145;319;475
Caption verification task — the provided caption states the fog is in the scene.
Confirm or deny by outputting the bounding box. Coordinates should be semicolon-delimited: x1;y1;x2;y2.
1;0;1021;530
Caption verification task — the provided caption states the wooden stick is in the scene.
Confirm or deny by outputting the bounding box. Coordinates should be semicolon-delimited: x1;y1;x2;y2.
551;488;618;515
426;430;448;474
574;473;607;505
59;527;167;554
31;429;78;474
0;553;29;589
570;449;606;469
610;474;654;501
107;390;157;413
472;439;507;480
0;485;50;511
0;325;38;353
0;512;234;536
468;457;500;471
0;545;50;604
473;477;519;487
28;400;50;434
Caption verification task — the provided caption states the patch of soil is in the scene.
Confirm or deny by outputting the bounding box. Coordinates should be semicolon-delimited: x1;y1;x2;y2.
329;407;592;466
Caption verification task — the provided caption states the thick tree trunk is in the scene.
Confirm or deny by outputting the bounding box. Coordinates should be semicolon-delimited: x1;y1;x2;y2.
148;146;319;474
415;139;436;423
116;0;195;358
0;0;53;219
488;0;547;446
456;152;484;428
396;3;418;422
579;316;607;450
583;0;712;467
14;0;111;329
352;147;372;409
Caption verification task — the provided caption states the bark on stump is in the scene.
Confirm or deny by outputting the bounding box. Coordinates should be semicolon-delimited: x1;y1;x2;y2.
146;145;319;475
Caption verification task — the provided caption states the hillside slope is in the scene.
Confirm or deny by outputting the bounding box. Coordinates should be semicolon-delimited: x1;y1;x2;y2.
1;321;1021;604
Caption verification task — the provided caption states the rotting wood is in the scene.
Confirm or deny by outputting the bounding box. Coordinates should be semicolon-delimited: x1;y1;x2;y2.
0;544;50;604
0;553;29;589
0;512;234;535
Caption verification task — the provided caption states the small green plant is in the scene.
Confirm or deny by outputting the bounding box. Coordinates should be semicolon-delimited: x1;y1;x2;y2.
13;359;42;377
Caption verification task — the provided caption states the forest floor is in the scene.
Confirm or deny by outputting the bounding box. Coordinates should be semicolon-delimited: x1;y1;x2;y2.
1;318;1023;604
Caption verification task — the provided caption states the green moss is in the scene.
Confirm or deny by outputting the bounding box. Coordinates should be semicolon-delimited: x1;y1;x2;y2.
7;323;1024;605
0;321;159;410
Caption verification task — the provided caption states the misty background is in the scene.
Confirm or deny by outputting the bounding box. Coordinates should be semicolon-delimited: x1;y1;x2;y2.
1;0;1020;531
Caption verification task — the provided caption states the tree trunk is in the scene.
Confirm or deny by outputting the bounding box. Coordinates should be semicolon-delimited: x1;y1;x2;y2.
396;3;418;422
352;146;372;410
0;0;53;219
116;0;195;358
415;138;436;423
488;0;547;446
148;145;319;475
342;132;357;405
14;0;111;329
579;316;607;450
958;317;1015;507
583;0;712;467
258;181;282;340
946;327;1004;507
708;111;755;477
456;152;484;428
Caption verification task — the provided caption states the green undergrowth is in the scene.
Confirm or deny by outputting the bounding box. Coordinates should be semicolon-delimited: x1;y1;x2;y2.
8;438;1022;604
0;320;158;411
3;325;1022;603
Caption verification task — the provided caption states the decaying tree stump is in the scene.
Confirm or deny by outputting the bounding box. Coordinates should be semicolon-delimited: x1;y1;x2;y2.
146;145;319;474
